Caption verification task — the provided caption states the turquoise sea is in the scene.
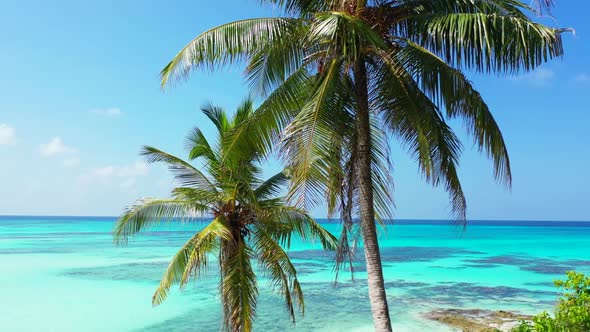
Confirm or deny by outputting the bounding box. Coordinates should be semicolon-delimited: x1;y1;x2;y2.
2;216;590;331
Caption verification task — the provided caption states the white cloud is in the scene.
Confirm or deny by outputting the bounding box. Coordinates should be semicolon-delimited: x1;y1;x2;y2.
90;107;122;117
120;178;136;189
509;68;555;86
63;157;81;167
0;124;16;145
575;74;590;82
93;161;149;178
78;161;149;191
39;137;77;157
531;68;556;82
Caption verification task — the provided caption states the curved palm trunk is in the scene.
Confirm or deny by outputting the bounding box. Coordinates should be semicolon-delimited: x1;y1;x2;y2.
221;223;245;332
354;60;393;332
220;238;234;331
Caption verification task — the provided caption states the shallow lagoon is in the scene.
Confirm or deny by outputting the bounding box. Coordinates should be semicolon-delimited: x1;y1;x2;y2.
2;217;589;331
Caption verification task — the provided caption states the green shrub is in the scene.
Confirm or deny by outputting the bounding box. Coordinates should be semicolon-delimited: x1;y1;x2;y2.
512;271;590;332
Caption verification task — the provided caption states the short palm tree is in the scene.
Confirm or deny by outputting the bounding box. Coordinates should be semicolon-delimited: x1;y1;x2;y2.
158;1;568;330
113;98;337;332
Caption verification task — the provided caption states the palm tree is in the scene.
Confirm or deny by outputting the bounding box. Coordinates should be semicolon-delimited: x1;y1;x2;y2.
113;98;337;332
158;1;568;330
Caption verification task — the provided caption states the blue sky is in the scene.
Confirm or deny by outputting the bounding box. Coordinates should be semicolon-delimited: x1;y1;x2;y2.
1;0;589;220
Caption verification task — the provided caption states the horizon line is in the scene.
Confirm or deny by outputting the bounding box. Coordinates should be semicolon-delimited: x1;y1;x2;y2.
0;214;589;223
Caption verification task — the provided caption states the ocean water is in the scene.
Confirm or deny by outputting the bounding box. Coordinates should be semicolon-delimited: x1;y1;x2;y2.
1;217;590;332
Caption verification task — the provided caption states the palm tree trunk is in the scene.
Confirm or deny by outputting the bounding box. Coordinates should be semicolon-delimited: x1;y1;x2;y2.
221;224;244;332
354;60;393;332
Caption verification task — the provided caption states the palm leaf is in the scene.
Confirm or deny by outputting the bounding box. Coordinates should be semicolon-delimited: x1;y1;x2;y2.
372;54;467;220
141;146;217;191
260;205;338;250
282;58;351;209
245;24;308;97
260;0;331;16
171;187;219;206
308;11;387;62
223;67;313;161
254;171;288;200
185;127;219;164
113;199;208;245
151;217;233;305
405;10;567;73
232;97;256;127
252;227;304;322
395;39;511;185
161;18;303;87
201;102;229;134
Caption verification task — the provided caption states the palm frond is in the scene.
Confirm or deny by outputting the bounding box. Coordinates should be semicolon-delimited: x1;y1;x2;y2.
531;0;555;15
260;205;338;250
245;24;308;97
113;199;208;245
161;18;303;87
254;171;288;200
404;9;568;73
372;54;467;220
333;137;357;279
252;227;304;322
152;217;232;305
260;0;331;16
223;67;313;160
308;11;387;62
393;0;533;20
141;146;217;191
323;131;347;219
396;40;511;185
201;102;229;134
232;97;256;127
369;117;395;223
185;127;218;163
282;58;352;209
171;187;219;206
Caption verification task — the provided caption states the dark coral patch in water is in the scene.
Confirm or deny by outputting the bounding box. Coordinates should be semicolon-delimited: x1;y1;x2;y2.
524;281;555;288
464;255;590;275
292;261;331;275
287;249;334;261
62;261;173;283
384;280;429;288
380;246;484;263
288;246;484;265
406;282;556;307
429;265;469;270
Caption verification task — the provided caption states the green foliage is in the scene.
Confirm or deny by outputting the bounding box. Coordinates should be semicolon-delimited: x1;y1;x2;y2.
512;321;534;332
159;0;570;231
158;0;569;329
512;271;590;332
113;98;337;332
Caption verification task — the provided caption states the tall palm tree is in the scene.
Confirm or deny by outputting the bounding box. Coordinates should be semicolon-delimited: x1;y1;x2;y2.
113;99;337;332
158;1;568;330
